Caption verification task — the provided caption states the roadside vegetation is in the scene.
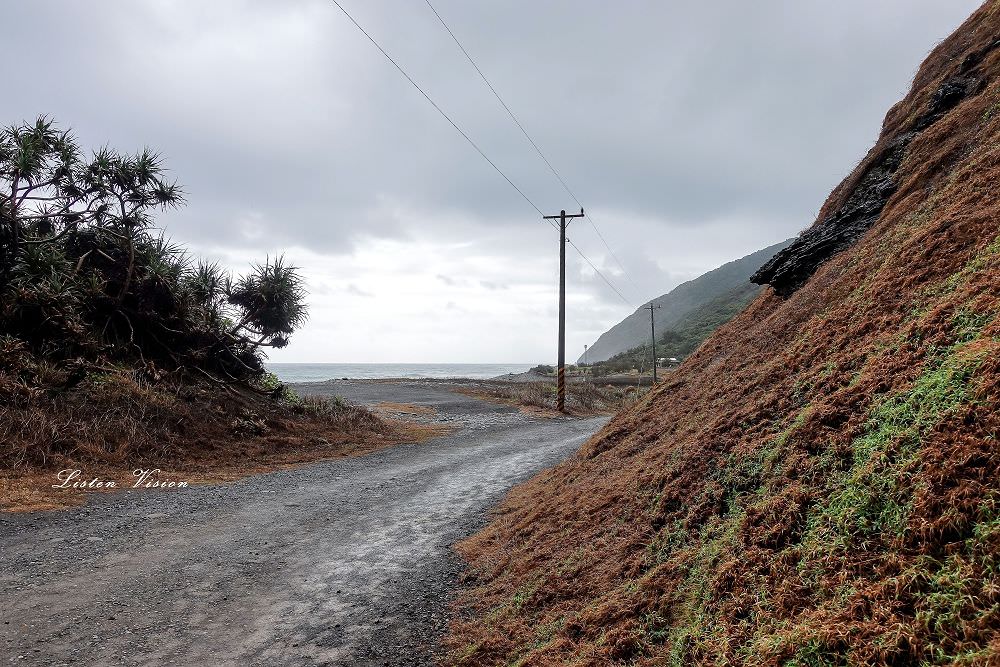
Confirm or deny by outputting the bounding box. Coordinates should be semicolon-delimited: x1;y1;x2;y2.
455;380;645;416
589;283;761;376
528;363;588;378
0;118;410;510
0;117;304;386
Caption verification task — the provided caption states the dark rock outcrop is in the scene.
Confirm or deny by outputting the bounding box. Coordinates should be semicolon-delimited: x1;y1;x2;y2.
751;133;912;296
752;42;1000;296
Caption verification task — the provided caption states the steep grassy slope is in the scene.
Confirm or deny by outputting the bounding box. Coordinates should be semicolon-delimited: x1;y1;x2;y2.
447;5;1000;666
579;240;792;364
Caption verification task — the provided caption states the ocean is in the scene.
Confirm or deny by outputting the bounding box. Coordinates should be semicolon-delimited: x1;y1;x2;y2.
266;363;534;383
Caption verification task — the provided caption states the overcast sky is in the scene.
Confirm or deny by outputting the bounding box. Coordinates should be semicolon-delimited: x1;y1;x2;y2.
3;1;982;362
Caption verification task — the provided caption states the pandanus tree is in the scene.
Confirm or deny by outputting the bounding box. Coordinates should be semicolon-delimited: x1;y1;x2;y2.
228;256;308;350
0;117;308;385
0;117;182;283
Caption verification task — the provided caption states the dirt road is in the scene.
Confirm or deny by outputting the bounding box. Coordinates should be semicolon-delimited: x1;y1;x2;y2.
0;381;606;666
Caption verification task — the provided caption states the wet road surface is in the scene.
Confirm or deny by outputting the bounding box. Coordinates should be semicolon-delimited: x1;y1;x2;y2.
0;381;606;666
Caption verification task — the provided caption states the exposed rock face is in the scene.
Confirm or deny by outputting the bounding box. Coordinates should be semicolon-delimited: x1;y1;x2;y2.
917;75;981;129
751;133;912;296
752;40;1000;296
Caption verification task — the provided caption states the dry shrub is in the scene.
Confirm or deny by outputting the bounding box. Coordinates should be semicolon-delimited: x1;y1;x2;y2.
460;381;645;415
298;394;390;433
0;372;185;468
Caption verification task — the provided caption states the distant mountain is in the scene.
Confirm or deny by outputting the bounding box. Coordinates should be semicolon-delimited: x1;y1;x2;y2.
578;239;793;364
592;281;765;372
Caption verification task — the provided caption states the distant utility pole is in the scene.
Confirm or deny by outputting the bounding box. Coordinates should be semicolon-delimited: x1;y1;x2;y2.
584;344;588;365
543;208;585;412
646;302;661;384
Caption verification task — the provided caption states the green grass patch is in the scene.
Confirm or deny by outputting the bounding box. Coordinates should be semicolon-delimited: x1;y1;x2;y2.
807;337;986;552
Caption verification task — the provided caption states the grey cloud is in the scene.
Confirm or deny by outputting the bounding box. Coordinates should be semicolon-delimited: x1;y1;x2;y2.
346;283;374;298
1;0;984;353
436;274;459;286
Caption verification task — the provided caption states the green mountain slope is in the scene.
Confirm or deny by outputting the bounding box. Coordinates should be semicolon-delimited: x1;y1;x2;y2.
579;239;793;364
593;281;763;373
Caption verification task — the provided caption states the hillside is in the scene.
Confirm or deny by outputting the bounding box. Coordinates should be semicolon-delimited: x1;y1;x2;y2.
593;281;763;375
580;239;793;364
447;4;1000;666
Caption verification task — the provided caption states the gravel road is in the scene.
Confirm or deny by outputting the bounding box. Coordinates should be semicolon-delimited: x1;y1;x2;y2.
0;381;606;666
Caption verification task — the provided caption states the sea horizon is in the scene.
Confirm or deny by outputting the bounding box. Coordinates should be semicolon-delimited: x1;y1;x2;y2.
267;362;536;383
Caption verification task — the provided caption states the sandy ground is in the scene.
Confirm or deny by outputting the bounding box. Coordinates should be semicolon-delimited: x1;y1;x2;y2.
0;380;607;666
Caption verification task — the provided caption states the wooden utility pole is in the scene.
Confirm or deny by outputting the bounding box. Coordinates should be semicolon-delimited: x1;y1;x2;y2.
646;302;661;383
543;208;585;412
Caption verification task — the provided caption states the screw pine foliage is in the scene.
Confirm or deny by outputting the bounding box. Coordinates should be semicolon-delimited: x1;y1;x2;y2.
0;117;307;386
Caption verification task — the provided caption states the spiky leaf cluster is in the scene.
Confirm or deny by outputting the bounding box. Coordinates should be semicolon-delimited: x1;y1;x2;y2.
0;117;308;385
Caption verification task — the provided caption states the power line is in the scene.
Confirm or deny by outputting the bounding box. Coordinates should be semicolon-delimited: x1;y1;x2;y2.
421;0;640;296
583;213;642;295
568;238;631;305
329;0;630;307
421;0;570;196
329;0;541;216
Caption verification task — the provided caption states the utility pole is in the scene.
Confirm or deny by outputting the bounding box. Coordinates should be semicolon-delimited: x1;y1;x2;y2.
646;302;661;384
543;208;585;412
584;344;588;365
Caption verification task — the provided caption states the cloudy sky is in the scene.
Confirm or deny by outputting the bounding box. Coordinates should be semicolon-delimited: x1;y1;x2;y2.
3;1;982;362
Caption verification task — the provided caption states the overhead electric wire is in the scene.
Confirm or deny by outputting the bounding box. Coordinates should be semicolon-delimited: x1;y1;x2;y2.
421;0;641;297
582;213;641;295
329;0;541;216
329;0;631;306
567;238;631;305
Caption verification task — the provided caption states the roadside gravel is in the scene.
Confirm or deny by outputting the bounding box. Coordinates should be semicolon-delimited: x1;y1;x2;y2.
0;380;606;666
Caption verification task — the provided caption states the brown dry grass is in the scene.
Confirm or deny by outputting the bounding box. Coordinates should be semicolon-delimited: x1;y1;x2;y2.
0;374;441;512
453;381;645;417
375;401;440;417
445;4;1000;666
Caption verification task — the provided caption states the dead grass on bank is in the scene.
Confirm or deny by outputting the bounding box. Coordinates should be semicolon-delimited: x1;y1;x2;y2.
0;373;442;512
374;401;440;418
454;381;646;417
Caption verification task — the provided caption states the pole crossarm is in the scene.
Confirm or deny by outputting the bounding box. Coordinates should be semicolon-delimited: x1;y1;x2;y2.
542;208;585;221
